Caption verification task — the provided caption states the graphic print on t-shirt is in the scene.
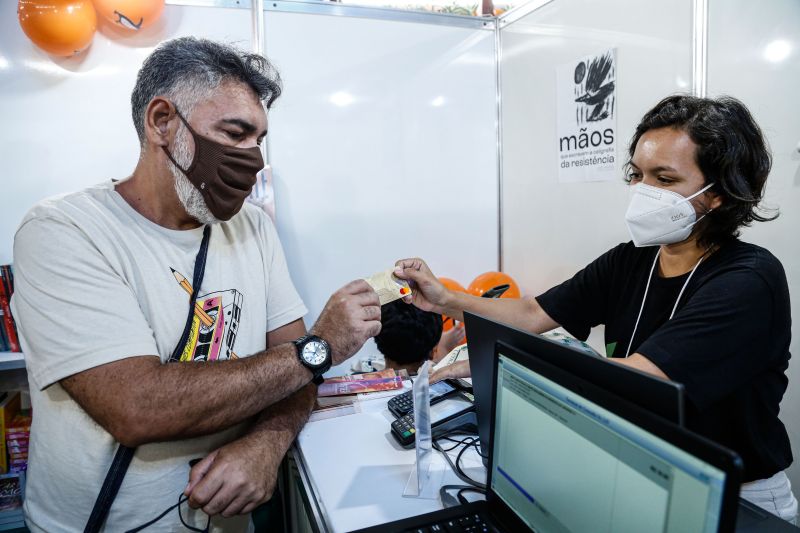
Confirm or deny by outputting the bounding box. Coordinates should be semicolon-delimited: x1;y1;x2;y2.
170;268;243;362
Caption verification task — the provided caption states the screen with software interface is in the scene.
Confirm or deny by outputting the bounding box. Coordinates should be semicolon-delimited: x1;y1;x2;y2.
491;354;726;533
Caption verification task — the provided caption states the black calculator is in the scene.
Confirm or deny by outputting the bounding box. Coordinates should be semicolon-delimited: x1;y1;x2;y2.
388;379;459;419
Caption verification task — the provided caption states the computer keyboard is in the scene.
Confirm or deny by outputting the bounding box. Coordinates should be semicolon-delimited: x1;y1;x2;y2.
404;512;492;533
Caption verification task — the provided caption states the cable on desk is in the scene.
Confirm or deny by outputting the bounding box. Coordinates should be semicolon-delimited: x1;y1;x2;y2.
439;484;464;508
457;487;485;505
475;444;488;459
454;439;485;489
437;436;478;452
439;484;485;508
433;436;486;490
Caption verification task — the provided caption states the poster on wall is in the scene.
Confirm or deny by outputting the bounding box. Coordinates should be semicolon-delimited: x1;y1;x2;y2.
557;48;617;183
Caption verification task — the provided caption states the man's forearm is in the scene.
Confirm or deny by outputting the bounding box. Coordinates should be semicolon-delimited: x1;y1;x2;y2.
240;383;316;458
62;343;314;446
144;345;315;439
183;383;317;514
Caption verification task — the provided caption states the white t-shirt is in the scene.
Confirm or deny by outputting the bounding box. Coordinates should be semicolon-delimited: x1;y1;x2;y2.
11;181;307;532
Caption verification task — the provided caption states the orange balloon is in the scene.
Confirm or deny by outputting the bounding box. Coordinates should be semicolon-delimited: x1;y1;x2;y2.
18;0;97;57
467;271;521;299
92;0;164;31
439;277;466;333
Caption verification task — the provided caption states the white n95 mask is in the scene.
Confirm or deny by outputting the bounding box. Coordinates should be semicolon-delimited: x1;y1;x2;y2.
624;182;715;247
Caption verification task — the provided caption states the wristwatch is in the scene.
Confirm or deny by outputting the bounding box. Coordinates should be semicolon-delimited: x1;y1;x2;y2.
293;334;332;385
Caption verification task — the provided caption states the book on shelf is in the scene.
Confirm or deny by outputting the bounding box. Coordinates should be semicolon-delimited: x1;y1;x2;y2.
0;394;20;475
5;413;30;475
0;472;23;512
0;307;7;353
0;266;20;353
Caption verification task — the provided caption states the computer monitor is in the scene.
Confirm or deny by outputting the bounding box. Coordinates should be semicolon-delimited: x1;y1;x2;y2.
464;312;685;461
486;340;742;533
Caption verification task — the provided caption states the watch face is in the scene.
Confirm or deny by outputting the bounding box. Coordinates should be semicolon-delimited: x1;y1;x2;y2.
302;341;328;366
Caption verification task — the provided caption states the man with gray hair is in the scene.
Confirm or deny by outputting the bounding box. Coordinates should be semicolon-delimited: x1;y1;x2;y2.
11;37;381;531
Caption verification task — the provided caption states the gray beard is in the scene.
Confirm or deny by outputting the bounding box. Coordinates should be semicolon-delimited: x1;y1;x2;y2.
168;127;219;225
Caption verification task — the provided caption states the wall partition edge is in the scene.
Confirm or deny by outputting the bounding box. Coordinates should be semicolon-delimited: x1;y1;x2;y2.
264;0;495;29
166;0;253;8
493;0;556;273
497;0;553;29
494;23;504;272
692;0;708;97
250;0;272;166
168;0;496;29
252;0;266;48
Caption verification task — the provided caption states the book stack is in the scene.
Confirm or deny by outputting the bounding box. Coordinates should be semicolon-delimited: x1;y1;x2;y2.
0;394;20;476
4;415;29;475
0;393;23;517
317;369;405;399
0;473;22;513
313;369;408;409
0;266;20;353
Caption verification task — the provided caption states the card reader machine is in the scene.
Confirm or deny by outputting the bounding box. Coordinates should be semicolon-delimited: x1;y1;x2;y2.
390;390;476;448
388;379;461;418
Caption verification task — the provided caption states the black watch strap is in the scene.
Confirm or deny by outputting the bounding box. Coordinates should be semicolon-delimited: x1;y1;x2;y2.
312;375;325;386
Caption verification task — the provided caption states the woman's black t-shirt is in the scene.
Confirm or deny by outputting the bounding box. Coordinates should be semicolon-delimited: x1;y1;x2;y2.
536;239;792;482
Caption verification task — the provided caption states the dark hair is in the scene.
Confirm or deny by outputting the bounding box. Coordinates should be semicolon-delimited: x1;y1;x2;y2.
627;95;776;247
375;301;443;365
131;37;282;143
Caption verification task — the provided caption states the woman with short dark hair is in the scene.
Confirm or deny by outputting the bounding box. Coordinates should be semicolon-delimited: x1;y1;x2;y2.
395;95;797;524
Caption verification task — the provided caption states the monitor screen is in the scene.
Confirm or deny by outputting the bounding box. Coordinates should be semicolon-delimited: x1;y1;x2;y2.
463;312;684;466
491;353;727;533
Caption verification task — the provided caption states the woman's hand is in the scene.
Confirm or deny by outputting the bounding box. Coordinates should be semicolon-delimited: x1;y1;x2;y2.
393;258;451;314
430;360;471;383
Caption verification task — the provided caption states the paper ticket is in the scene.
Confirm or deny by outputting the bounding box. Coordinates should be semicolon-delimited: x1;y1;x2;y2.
364;268;412;305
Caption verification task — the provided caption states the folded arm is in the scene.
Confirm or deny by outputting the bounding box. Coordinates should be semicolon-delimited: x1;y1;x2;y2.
185;381;316;516
61;336;314;447
184;319;316;516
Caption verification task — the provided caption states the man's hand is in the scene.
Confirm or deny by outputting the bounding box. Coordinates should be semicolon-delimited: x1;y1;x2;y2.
312;280;382;365
185;437;278;517
430;360;471;383
393;258;450;313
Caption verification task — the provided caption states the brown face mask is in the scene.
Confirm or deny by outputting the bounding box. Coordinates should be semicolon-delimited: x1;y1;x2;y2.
163;110;264;221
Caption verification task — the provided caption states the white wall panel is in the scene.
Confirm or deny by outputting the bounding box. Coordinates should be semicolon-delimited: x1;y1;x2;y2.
263;10;499;372
0;3;253;264
498;0;693;351
707;0;800;491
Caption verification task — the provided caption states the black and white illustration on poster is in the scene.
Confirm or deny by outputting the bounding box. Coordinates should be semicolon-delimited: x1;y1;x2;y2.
557;48;617;183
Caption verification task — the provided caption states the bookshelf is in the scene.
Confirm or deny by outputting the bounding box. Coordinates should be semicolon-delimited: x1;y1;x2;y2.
0;356;26;528
0;355;23;373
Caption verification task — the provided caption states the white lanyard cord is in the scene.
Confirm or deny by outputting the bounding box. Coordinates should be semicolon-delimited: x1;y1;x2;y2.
624;250;705;358
669;255;704;320
625;250;660;358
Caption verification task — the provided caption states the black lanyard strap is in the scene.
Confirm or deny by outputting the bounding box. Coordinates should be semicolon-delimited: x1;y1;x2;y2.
85;225;212;533
170;225;212;362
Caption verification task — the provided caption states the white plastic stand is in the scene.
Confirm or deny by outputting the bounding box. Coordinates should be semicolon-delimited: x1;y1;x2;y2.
402;361;444;499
